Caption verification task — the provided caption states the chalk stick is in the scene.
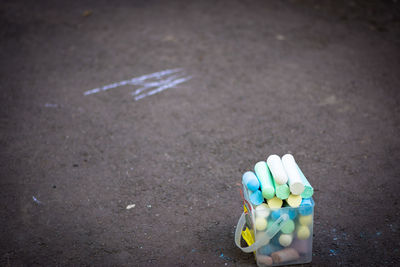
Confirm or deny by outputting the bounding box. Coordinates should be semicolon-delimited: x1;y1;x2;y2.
270;232;281;247
266;155;288;185
271;208;296;220
296;225;310;240
257;255;273;266
258;243;283;256
288;208;297;220
271;210;280;220
267;197;283;209
255;217;268;231
298;215;313;226
283;203;298;219
271;248;300;263
298;198;314;215
280;219;295;234
282;154;305;195
278;233;293;247
275;183;290;199
267;219;276;229
249;190;264;205
255;203;271;219
286;194;302;208
254;161;275;199
242;171;260;191
256;231;270;245
291;239;310;254
296;164;314;198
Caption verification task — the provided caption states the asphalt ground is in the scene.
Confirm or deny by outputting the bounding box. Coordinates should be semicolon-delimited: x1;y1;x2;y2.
1;0;400;266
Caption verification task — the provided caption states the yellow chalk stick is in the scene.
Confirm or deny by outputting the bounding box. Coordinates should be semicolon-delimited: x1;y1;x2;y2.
267;197;283;209
255;217;268;231
286;194;302;208
297;225;310;240
299;215;313;226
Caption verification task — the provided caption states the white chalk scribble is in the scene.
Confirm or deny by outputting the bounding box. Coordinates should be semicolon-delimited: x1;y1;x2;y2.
32;196;42;205
83;68;191;101
134;76;192;101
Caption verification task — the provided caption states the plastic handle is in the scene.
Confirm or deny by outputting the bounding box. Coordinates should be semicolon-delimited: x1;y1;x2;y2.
235;212;289;253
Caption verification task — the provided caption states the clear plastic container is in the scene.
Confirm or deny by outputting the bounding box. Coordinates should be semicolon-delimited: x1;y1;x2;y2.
236;185;314;266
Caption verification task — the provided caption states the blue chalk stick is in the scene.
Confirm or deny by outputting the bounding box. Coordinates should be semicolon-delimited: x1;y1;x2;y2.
288;208;297;220
242;171;260;191
299;198;314;215
271;210;281;220
258;243;283;256
249;190;264;205
270;234;283;247
271;208;297;220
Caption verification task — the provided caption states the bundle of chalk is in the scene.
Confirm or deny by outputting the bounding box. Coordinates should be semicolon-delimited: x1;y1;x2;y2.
239;154;315;266
242;154;314;209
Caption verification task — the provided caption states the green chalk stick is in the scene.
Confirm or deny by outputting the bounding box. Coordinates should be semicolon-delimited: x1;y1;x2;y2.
255;161;275;199
275;183;290;200
296;164;314;198
280;219;295;234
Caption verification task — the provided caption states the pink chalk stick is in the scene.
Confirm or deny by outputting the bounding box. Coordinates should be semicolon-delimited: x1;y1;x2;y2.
271;248;300;263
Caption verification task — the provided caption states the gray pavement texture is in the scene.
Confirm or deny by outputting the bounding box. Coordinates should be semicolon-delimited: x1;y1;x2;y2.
1;0;400;266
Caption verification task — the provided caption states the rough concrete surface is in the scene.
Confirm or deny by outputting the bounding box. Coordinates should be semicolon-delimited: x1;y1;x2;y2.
1;0;400;266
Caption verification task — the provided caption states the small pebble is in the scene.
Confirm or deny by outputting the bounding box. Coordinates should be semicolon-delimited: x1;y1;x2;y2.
276;34;286;40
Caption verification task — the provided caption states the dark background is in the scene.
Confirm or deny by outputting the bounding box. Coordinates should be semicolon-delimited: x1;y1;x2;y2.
1;0;400;266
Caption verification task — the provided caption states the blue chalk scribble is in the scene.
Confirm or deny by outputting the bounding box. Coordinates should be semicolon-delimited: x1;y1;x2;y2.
219;253;232;261
329;249;338;256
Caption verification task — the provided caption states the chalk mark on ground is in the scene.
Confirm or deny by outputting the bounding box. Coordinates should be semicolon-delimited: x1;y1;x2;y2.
84;68;192;101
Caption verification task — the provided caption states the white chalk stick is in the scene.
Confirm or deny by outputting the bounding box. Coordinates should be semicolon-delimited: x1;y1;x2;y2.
267;155;288;185
282;154;304;195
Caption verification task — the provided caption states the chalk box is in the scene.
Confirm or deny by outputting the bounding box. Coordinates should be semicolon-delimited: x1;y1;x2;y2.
242;186;314;266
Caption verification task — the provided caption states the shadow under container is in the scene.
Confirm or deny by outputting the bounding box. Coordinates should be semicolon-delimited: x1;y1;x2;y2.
235;187;315;266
